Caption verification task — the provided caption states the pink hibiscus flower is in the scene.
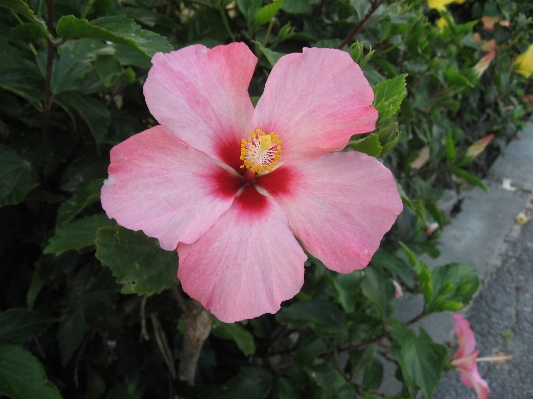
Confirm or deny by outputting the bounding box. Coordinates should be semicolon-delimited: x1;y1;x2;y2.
451;314;490;399
101;43;402;323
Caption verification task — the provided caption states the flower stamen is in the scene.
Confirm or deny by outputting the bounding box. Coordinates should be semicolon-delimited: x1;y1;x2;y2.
240;129;282;174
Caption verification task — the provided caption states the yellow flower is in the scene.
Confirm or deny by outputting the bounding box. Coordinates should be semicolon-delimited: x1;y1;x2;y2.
514;44;533;78
427;0;465;11
436;16;451;33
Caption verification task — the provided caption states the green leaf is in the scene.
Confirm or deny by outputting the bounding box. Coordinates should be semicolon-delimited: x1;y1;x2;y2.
276;299;347;338
399;242;433;304
95;54;123;86
254;42;284;66
236;0;262;24
255;0;283;26
95;225;178;295
0;309;57;344
377;122;400;156
56;179;104;227
307;361;348;391
56;15;172;58
348;133;382;157
0;69;44;110
396;182;426;223
272;377;299;399
362;358;383;389
448;167;488;192
46;40;109;94
0;144;36;207
44;214;115;255
211;319;256;356
370;249;415;289
328;271;362;313
390;324;447;399
361;267;395;319
12;23;48;41
350;344;377;377
56;91;111;146
0;0;49;39
221;367;272;399
372;74;407;124
0;344;63;399
427;263;480;312
281;0;310;14
57;309;85;366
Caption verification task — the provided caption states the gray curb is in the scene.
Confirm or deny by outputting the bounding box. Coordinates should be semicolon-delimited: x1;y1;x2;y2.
380;121;533;395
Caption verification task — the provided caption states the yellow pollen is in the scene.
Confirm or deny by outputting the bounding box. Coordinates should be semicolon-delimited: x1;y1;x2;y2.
240;129;282;174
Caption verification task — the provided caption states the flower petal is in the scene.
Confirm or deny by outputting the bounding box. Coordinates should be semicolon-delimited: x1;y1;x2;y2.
144;43;257;170
252;47;378;162
453;313;477;360
177;186;307;323
456;352;490;399
101;125;242;250
257;151;402;273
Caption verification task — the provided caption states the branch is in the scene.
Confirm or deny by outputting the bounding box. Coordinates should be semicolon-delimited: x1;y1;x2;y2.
337;0;386;50
178;300;213;385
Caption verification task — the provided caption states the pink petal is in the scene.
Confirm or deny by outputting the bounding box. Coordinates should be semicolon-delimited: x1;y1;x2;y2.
454;352;490;399
144;43;257;171
177;186;307;323
257;151;402;273
101;125;242;251
453;313;477;360
252;47;378;163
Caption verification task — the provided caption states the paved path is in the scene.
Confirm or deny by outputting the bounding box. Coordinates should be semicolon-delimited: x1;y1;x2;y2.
381;120;533;397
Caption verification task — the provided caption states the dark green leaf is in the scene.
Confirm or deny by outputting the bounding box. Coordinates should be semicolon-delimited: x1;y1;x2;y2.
448;167;488;192
255;0;283;26
255;42;284;66
95;225;178;295
0;0;49;38
56;91;111;146
211;319;255;356
0;144;36;207
0;309;57;343
348;133;382;157
236;0;262;25
277;299;348;338
12;23;48;41
390;324;447;399
221;367;272;399
95;54;123;86
350;344;377;377
372;74;407;124
44;214;115;255
273;377;299;399
428;263;480;312
57;309;85;366
362;358;383;389
307;361;348;391
361;267;395;319
370;249;415;289
328;271;362;313
0;344;63;399
295;335;325;366
56;15;172;57
56;179;104;227
282;0;310;14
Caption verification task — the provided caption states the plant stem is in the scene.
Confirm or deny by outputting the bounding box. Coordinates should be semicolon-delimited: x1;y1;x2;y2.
262;18;275;45
337;0;386;50
219;6;236;42
39;0;56;184
174;295;213;385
